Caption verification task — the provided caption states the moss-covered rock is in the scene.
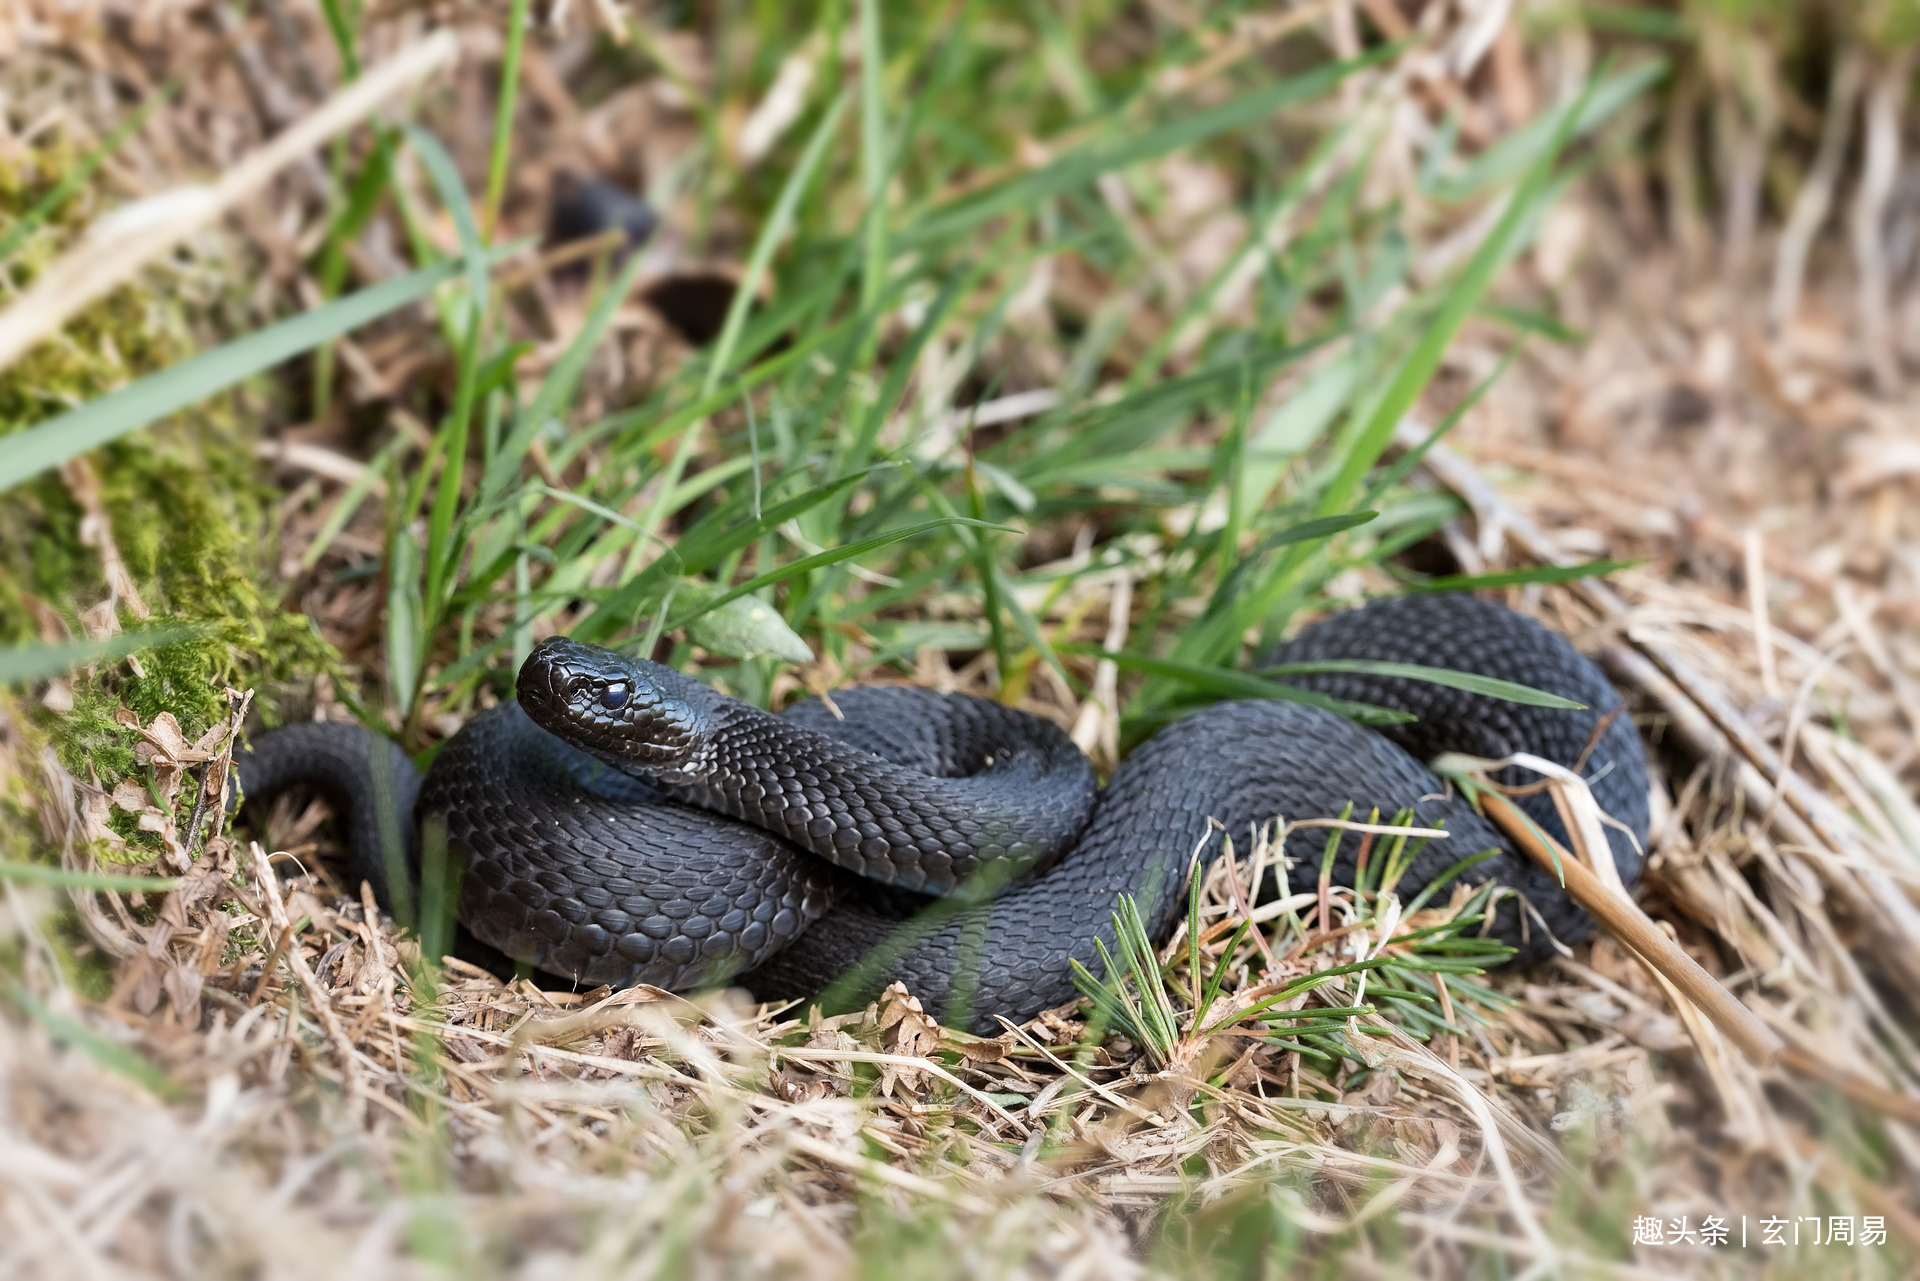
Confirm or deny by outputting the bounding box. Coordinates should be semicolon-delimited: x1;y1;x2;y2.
1;140;334;844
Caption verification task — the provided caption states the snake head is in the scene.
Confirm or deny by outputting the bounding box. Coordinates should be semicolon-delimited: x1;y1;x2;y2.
518;637;712;778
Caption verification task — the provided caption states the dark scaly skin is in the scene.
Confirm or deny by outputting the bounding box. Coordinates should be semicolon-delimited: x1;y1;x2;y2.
233;707;840;989
1254;594;1648;891
425;704;839;989
751;596;1650;1029
518;639;1099;893
234;594;1651;1033
228;721;421;915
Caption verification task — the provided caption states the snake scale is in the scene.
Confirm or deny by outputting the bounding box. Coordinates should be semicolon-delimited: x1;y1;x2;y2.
234;593;1649;1032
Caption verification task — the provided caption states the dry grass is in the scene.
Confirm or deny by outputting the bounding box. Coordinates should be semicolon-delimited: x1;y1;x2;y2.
4;2;1920;1278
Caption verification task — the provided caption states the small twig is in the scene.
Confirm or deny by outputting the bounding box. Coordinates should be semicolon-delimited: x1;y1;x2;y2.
246;842;368;1107
1769;49;1861;333
1477;787;1784;1068
1766;1033;1920;1129
254;439;387;495
1850;51;1912;394
1742;528;1780;700
0;32;459;373
1398;421;1920;990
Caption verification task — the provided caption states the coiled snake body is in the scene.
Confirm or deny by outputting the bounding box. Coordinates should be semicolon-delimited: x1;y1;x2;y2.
235;594;1648;1031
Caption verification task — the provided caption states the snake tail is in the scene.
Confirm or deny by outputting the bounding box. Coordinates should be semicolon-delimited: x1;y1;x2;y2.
230;722;422;918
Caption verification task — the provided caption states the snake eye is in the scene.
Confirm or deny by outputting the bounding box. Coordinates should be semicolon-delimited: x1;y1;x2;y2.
599;682;631;711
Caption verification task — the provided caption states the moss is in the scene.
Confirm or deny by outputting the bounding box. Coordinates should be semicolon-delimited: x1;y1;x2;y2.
58;685;139;782
0;140;338;816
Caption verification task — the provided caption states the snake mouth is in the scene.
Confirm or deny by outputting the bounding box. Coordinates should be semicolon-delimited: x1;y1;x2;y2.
517;637;705;770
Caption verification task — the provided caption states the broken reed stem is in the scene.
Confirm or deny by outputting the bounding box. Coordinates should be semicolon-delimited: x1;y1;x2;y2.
0;31;459;372
1476;787;1785;1068
1601;640;1920;989
1397;421;1920;992
1772;1043;1920;1129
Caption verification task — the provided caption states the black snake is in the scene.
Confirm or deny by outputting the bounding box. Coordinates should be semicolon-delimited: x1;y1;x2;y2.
235;594;1649;1031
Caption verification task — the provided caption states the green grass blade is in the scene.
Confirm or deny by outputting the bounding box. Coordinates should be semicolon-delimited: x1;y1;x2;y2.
483;0;531;237
857;0;889;318
907;47;1397;244
1058;644;1414;725
1195;918;1252;1030
1;249;517;492
1431;61;1665;201
387;527;424;714
664;517;1008;630
300;434;408;570
0;627;202;686
317;0;362;77
0;78;180;266
1397;560;1639;593
1310;72;1604;531
405;126;490;610
574;472;872;644
701;93;849;401
0;862;182;891
485;251;649;505
1256;659;1586;709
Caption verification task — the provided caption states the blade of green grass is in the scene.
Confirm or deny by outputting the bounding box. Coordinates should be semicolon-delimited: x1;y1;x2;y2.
1254;659;1586;709
0;78;181;266
1397;560;1640;592
0;247;519;491
0;627;203;686
484;250;650;505
664;517;1009;630
857;0;889;319
0;862;182;891
482;0;531;238
635;93;851;561
1313;71;1603;531
704;94;849;401
1430;60;1665;201
1058;643;1414;725
574;471;873;644
906;46;1398;244
406;126;490;618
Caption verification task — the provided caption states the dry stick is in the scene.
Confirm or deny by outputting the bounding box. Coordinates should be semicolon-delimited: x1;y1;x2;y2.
1399;422;1920;991
1605;638;1920;1079
0;30;460;373
1768;49;1861;334
1850;52;1912;395
1743;528;1780;699
1763;1020;1920;1129
1476;788;1783;1068
246;843;368;1111
1404;425;1920;1117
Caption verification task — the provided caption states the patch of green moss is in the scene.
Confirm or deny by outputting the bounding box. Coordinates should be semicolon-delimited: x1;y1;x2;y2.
57;685;139;782
0;140;337;817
